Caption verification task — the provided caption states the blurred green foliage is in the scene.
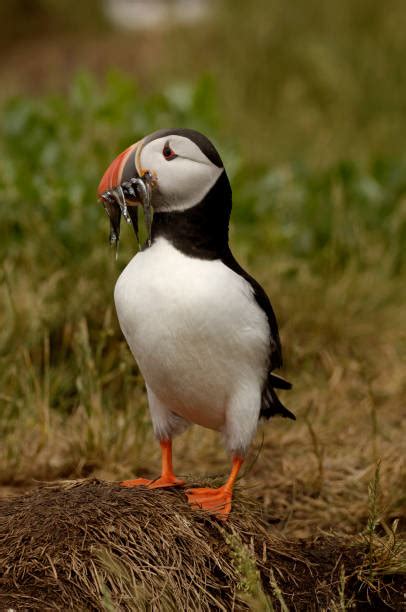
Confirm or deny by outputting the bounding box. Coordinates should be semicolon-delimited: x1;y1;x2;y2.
1;71;404;280
0;73;221;267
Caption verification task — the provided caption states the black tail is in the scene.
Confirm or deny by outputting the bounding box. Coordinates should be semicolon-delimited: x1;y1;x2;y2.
269;373;292;390
260;383;295;421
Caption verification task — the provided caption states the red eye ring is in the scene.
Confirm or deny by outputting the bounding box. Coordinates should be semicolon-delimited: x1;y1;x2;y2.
162;143;177;160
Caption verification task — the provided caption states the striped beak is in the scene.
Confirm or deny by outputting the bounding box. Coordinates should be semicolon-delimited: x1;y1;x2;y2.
97;139;144;198
98;139;153;247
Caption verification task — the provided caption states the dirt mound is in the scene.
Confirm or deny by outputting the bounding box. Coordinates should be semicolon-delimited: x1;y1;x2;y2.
0;479;403;610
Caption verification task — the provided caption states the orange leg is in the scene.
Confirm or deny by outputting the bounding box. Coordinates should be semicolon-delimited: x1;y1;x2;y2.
185;456;243;520
121;439;185;489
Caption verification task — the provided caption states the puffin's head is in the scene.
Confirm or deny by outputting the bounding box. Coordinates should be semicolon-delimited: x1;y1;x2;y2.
98;128;226;245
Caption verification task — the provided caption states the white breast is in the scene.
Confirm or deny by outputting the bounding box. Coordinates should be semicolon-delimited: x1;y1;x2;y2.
114;238;269;431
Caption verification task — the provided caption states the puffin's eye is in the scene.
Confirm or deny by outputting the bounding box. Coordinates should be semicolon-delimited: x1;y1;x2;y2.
162;143;177;160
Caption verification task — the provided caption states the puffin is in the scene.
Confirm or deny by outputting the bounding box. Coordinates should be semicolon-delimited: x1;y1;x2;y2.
98;128;294;519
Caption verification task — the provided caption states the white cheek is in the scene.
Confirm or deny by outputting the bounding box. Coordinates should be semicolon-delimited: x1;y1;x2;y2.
141;149;223;211
158;158;222;209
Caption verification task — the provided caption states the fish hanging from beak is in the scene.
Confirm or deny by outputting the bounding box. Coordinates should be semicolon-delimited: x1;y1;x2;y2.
97;139;154;251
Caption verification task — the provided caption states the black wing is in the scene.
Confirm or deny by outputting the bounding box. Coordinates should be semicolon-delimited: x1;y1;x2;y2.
221;248;295;421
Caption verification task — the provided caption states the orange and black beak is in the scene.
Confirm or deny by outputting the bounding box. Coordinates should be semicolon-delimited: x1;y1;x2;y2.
98;139;153;247
98;139;144;197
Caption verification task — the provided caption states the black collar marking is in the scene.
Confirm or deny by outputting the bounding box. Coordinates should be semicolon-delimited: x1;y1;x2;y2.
151;171;231;259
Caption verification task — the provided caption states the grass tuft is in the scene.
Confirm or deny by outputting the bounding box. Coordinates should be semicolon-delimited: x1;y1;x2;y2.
0;480;404;610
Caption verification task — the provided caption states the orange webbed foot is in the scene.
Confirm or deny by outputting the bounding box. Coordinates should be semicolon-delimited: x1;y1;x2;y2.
120;439;184;489
120;477;152;488
185;456;243;520
185;485;232;520
120;475;185;489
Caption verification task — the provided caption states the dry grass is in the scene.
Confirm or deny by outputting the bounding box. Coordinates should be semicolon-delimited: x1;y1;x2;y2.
1;265;404;541
0;479;404;611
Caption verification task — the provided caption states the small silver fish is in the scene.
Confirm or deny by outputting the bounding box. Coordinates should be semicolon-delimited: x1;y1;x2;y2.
100;173;154;253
